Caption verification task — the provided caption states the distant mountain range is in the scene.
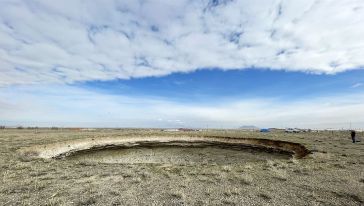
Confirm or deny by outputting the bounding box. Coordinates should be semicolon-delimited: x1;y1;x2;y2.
239;125;259;130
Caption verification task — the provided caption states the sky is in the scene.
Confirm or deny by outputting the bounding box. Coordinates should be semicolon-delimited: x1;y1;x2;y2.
0;0;364;129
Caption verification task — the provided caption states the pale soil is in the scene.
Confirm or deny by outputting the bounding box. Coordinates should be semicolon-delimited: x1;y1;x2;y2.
67;146;291;164
17;136;307;159
0;129;363;205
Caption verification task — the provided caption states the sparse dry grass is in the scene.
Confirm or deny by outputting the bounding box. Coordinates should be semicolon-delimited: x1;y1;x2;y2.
0;129;363;205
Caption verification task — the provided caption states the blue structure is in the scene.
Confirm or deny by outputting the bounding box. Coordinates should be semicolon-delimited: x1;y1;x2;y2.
260;128;270;133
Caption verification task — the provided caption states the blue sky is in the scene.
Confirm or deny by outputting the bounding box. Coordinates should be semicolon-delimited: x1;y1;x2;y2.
81;69;364;103
1;69;363;129
1;0;364;129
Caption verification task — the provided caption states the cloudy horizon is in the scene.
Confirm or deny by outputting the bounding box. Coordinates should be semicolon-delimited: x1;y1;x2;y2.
1;0;364;129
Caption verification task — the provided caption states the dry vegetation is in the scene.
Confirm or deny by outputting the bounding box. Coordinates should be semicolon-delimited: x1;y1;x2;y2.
0;129;363;205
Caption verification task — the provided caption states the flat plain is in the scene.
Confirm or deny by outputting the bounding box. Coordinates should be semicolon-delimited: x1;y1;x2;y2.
0;129;363;205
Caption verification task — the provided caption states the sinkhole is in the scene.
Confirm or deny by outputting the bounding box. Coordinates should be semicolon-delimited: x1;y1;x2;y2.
18;136;310;164
66;145;292;164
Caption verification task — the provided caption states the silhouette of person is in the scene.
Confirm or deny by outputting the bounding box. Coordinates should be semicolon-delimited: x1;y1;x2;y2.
351;130;356;143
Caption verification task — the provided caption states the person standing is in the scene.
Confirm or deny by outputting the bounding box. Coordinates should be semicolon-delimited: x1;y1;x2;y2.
351;130;356;143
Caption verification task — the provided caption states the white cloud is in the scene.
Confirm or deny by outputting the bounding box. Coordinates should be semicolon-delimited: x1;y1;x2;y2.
1;0;364;85
1;85;363;129
352;82;363;88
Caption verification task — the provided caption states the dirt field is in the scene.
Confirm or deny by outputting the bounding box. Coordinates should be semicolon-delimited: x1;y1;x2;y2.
0;129;363;205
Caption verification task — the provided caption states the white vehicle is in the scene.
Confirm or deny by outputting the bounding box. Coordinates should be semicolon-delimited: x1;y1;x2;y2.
285;128;300;133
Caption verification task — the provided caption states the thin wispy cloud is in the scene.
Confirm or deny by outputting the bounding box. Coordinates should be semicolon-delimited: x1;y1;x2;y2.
351;83;363;88
1;85;363;129
1;0;364;86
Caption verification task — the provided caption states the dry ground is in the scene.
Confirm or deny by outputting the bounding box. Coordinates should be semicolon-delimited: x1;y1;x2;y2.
0;129;363;205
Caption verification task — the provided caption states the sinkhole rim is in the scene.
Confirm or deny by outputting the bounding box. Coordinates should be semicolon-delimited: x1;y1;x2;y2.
18;136;311;161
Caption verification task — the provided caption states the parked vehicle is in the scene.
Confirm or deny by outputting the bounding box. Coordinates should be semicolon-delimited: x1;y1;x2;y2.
260;128;270;133
285;128;300;133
